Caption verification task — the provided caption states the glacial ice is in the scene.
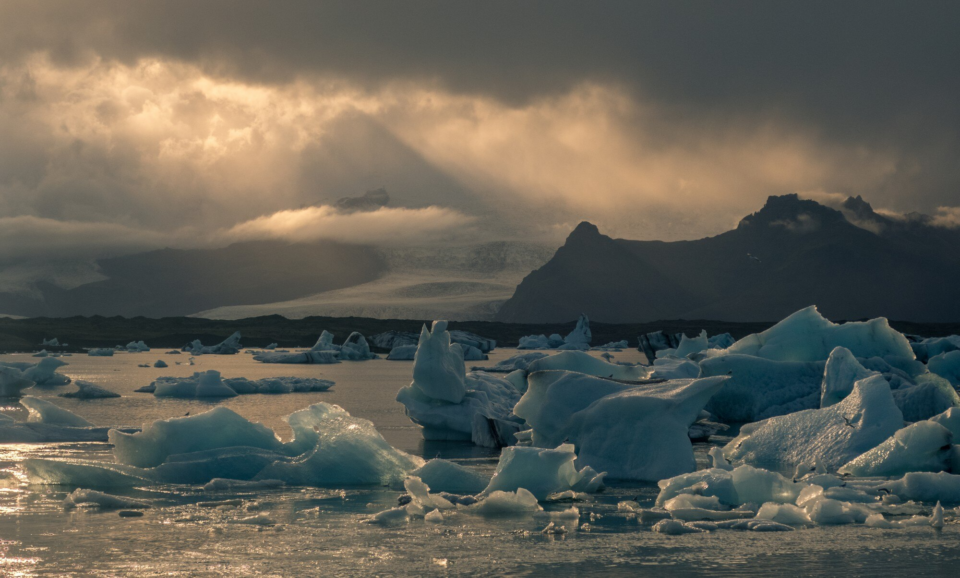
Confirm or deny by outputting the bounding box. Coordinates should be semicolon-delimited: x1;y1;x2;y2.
525;351;648;381
41;337;60;347
183;331;242;355
464;488;542;517
338;332;377;361
22;396;93;427
0;366;34;397
153;360;168;368
411;459;490;494
396;321;522;447
821;347;877;408
481;444;605;499
386;345;417;360
1;357;73;386
911;335;960;363
254;330;376;363
126;341;150;352
929;351;960;386
59;380;120;399
700;355;825;422
724;306;914;362
515;372;727;480
724;375;904;471
472;352;548;373
880;472;960;503
674;330;709;358
254;349;340;364
64;489;149;510
140;370;334;398
839;420;956;477
87;348;114;356
559;314;592;350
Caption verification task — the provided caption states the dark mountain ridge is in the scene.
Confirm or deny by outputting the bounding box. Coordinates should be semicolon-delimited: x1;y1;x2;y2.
497;194;960;323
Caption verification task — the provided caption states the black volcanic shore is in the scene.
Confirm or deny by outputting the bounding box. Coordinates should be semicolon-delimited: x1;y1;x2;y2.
1;314;956;353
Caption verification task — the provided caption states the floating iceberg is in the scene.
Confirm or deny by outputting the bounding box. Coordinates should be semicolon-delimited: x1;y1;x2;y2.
674;330;709;358
138;370;334;398
153;360;167;368
396;321;522;447
125;341;150;352
338;332;377;361
821;347;877;408
517;316;591;351
839;420;956;477
480;444;605;499
724;375;904;471
59;380;120;399
515;372;727;480
464;488;542;517
254;350;340;364
525;351;648;381
387;345;417;360
472;352;549;373
87;348;114;356
372;329;496;353
0;366;34;397
0;397;136;443
254;331;377;363
22;396;93;427
929;351;960;386
183;331;242;355
412;459;490;495
911;335;960;363
0;358;72;386
41;337;60;347
700;355;825;422
724;306;914;362
880;472;960;503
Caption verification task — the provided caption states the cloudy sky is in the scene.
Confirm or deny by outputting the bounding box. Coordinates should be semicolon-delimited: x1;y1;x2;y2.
1;1;959;266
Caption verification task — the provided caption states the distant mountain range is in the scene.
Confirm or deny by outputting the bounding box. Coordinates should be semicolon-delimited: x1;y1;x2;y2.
0;241;386;318
497;194;960;323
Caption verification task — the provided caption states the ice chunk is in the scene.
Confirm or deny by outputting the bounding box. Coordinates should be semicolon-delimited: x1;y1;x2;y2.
472;352;548;373
386;345;417;360
879;472;960;503
366;506;409;526
402;477;454;517
255;404;423;486
561;314;591;349
146;371;333;397
912;335;960;363
410;321;466;403
153;360;167;368
0;366;34;398
675;330;709;358
709;447;734;471
110;407;284;468
126;341;150;352
930;408;960;438
18;357;71;386
638;331;682;364
526;351;648;381
755;503;812;526
593;340;629;351
464;488;542;516
724;375;904;471
21;397;93;427
338;332;377;361
64;489;149;510
653;519;705;534
700;355;825;422
839;421;955;477
183;331;242;355
59;380;120;399
929;351;960;386
411;459;489;495
254;350;340;364
481;444;605;500
650;357;702;380
724;306;914;362
515;372;727;481
311;330;338;351
821;347;878;407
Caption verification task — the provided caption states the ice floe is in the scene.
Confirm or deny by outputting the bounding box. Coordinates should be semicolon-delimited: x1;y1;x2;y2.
136;370;334;398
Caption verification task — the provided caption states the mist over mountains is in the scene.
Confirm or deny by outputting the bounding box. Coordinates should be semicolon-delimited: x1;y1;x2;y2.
497;194;960;323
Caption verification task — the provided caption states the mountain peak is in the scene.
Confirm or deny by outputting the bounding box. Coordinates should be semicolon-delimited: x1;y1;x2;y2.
568;221;602;240
737;194;846;231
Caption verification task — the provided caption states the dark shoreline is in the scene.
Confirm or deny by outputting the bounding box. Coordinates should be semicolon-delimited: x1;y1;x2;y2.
2;314;957;353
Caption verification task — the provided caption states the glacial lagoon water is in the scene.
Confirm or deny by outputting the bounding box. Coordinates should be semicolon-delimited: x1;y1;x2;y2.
1;349;959;576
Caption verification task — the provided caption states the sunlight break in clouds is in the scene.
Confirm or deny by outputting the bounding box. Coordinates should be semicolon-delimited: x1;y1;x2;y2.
220;205;474;245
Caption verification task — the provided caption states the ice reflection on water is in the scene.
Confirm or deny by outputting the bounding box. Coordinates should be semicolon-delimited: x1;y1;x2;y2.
0;349;959;576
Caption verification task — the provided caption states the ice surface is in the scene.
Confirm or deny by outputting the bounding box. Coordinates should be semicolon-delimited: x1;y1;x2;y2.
515;372;727;480
183;331;242;355
0;366;34;397
929;351;960;386
724;306;914;362
481;444;604;499
397;321;521;446
724;375;904;471
59;380;120;399
22;396;93;427
525;351;648;381
64;489;149;510
465;488;542;516
412;459;490;494
700;355;825;422
144;371;334;398
839;421;955;477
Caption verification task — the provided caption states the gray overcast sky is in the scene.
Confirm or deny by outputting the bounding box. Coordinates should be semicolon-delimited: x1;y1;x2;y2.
1;1;958;263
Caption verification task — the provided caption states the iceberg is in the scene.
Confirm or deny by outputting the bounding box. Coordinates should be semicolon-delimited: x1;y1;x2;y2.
59;380;120;399
480;444;605;499
724;306;914;362
674;330;709;358
153;360;168;368
372;329;496;353
638;331;683;364
911;335;960;363
724;375;904;471
254;350;340;364
396;321;522;447
183;331;242;355
64;489;150;510
22;396;93;427
881;472;960;503
464;488;542;517
254;330;377;363
412;459;490;495
821;346;877;408
525;351;648;381
41;337;60;347
471;352;548;373
140;370;334;398
656;465;805;508
125;341;150;352
2;357;72;386
700;355;825;422
515;372;727;481
929;351;960;386
386;345;417;360
0;366;34;397
338;332;377;361
87;348;114;356
839;420;956;477
558;314;591;350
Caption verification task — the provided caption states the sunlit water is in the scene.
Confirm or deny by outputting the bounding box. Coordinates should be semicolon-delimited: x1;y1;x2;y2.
1;349;958;576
